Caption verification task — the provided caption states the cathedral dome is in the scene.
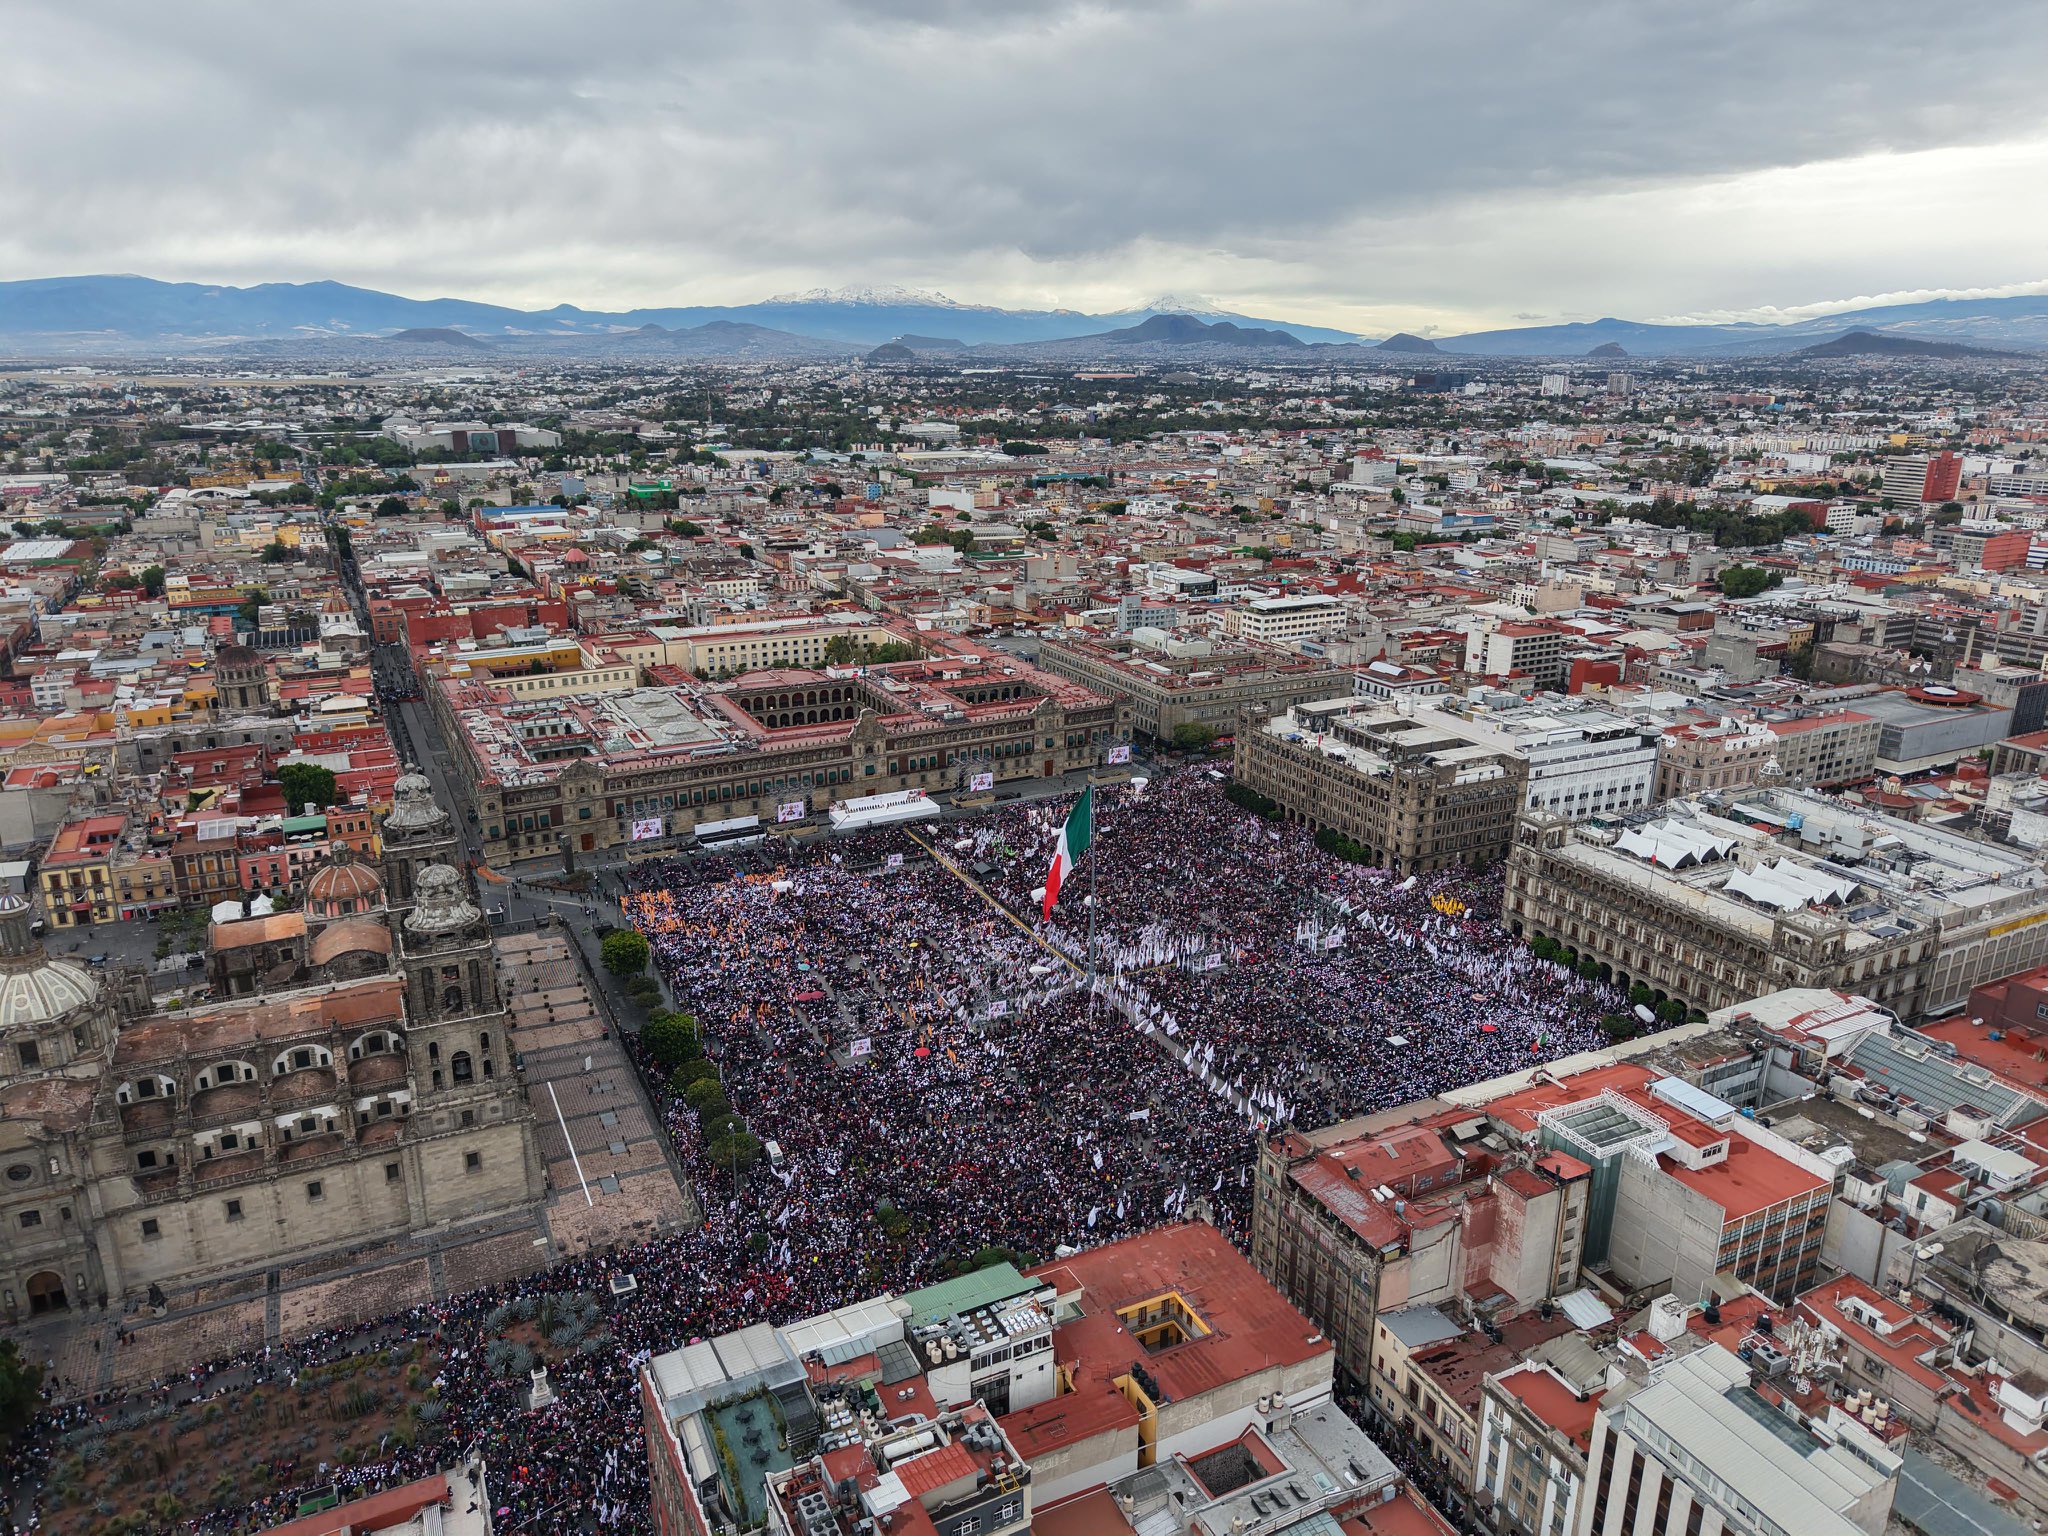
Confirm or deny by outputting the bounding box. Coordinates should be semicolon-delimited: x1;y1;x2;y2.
0;896;97;1031
305;847;385;916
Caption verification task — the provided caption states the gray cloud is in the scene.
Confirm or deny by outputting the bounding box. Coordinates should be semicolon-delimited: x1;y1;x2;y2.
3;0;2047;328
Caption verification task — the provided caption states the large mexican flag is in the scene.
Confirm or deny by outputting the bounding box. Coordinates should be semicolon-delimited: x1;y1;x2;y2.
1041;785;1093;920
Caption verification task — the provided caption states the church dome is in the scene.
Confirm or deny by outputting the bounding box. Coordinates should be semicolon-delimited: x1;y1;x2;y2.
0;896;97;1031
305;846;385;915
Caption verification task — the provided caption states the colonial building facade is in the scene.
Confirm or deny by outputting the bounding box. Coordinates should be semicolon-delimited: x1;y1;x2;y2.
0;773;543;1321
1234;699;1528;875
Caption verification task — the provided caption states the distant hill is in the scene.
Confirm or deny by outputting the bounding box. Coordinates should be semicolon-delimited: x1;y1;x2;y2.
865;342;915;363
4;272;2047;358
1084;314;1308;348
1795;329;2005;359
378;327;493;349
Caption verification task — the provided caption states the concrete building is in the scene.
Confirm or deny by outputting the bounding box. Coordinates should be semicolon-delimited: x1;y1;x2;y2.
1426;698;1660;823
1250;1035;1832;1403
1503;789;2048;1020
1223;594;1347;646
1476;1354;1607;1536
1849;686;2011;775
1037;630;1348;745
641;1225;1392;1536
1578;1344;1898;1536
1654;720;1775;801
1234;698;1527;875
1465;623;1573;692
1880;452;1963;506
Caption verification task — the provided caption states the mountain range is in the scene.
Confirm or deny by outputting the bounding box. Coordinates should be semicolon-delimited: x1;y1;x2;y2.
2;274;2046;358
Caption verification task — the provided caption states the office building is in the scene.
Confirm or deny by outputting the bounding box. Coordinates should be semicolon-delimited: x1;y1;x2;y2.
1579;1344;1897;1536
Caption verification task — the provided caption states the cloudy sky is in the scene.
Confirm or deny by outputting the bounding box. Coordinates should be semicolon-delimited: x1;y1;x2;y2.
5;0;2048;334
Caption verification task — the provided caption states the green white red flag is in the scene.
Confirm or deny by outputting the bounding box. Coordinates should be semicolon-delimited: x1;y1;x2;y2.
1042;785;1093;920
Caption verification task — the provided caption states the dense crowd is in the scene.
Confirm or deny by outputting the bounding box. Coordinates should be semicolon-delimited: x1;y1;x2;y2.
3;771;1619;1536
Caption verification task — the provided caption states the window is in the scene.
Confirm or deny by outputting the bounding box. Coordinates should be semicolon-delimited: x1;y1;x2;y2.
306;1181;323;1202
386;1162;402;1183
5;1164;31;1184
958;1522;978;1536
452;1052;474;1084
141;1218;161;1240
224;1200;244;1221
16;1041;39;1069
464;1150;482;1171
18;1210;41;1229
461;1108;476;1127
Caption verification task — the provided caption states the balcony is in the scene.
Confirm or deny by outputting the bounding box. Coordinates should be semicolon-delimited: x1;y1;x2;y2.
132;1166;181;1198
347;1052;409;1092
119;1098;177;1137
277;1130;347;1165
269;1066;339;1111
192;1148;269;1192
189;1081;262;1123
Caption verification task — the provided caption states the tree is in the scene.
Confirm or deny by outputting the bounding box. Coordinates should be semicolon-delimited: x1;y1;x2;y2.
139;563;166;597
375;496;409;518
706;1130;763;1174
684;1077;729;1119
236;586;270;627
0;1340;42;1446
1170;721;1218;750
643;1010;699;1070
1717;564;1779;598
601;929;651;977
259;539;292;563
669;1057;719;1090
1002;441;1049;456
277;762;339;812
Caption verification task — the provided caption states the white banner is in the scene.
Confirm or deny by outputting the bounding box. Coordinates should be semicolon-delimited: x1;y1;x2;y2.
1107;744;1132;765
630;817;665;841
849;1037;872;1058
776;799;807;823
987;1000;1010;1018
1201;953;1223;971
969;772;995;792
885;852;904;869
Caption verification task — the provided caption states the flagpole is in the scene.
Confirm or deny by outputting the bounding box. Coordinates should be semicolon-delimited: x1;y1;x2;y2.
1087;783;1098;1001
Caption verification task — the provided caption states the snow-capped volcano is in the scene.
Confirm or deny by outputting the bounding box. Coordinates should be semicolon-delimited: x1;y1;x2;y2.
764;284;966;308
1116;293;1235;317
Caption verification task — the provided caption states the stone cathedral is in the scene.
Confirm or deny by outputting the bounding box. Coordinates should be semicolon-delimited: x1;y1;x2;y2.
0;773;543;1321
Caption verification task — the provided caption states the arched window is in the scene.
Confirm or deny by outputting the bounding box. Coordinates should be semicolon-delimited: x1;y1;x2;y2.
451;1052;473;1084
442;985;463;1013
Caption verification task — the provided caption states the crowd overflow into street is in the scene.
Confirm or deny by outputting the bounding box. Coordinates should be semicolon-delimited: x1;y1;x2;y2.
4;771;1620;1535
